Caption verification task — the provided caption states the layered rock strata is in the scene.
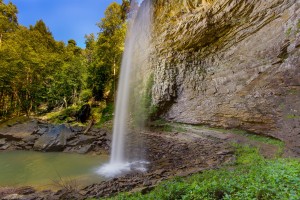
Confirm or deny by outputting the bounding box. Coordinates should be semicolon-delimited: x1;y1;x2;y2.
151;0;300;154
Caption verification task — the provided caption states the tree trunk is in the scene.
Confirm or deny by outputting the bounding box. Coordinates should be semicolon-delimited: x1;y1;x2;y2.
84;119;95;134
63;97;68;108
0;33;2;49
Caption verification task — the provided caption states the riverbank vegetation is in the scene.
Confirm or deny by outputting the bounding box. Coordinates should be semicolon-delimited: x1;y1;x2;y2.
75;121;299;200
105;144;300;200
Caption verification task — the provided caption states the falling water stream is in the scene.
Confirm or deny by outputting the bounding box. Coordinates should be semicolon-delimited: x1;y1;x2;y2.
97;0;152;177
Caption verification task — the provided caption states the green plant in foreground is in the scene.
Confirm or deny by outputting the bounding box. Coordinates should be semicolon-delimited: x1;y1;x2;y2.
106;145;300;200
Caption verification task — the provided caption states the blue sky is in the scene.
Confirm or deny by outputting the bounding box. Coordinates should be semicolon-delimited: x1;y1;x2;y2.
4;0;122;48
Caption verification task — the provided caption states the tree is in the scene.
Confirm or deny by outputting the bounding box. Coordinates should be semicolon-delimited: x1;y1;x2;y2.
84;33;96;64
0;0;18;48
121;0;130;20
0;0;130;119
87;2;127;101
0;1;86;117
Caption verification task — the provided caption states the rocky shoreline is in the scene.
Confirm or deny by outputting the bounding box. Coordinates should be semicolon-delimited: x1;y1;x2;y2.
0;120;109;154
0;120;237;200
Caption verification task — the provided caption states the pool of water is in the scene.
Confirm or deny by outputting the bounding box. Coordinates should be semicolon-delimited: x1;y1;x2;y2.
0;151;109;190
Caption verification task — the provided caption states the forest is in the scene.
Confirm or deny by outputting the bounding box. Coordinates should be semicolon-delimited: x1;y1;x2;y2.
0;0;129;124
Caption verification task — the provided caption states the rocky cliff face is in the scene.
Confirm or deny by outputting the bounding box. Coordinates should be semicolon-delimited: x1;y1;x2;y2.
150;0;300;155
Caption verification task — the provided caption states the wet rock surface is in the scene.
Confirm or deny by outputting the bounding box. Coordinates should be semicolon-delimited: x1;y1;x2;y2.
33;124;76;151
70;130;234;199
76;104;91;123
0;120;109;154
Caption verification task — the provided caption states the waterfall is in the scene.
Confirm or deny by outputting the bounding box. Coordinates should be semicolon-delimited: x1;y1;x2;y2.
97;0;152;177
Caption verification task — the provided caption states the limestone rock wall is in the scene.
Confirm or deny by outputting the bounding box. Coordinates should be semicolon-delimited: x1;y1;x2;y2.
151;0;300;155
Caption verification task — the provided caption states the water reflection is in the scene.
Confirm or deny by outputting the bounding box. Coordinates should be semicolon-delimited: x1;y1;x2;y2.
0;151;108;190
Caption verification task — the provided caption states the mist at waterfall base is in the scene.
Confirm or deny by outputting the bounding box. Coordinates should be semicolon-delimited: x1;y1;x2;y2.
96;0;152;178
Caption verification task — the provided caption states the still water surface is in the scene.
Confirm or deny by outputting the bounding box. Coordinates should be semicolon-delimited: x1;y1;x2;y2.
0;151;108;190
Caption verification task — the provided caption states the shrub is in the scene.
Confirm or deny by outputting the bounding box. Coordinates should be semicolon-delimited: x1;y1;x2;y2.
79;89;93;103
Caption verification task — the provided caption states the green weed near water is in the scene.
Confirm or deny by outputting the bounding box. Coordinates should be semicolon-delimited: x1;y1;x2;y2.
104;145;300;200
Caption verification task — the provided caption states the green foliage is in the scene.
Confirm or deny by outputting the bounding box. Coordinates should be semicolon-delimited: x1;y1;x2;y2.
0;0;18;34
121;0;130;20
232;144;263;165
285;114;300;120
0;116;29;128
231;129;284;148
150;119;187;132
286;27;292;36
79;89;93;103
0;0;129;119
288;88;298;95
45;105;80;124
107;145;300;200
0;1;87;118
0;0;130;121
99;102;114;124
195;125;284;149
86;2;127;101
91;106;102;124
131;73;158;128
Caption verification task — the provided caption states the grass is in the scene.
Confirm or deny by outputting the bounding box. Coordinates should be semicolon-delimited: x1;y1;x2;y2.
286;27;292;36
0;116;29;128
42;101;114;129
194;125;284;148
151;120;284;152
99;102;114;124
297;19;300;33
92;102;114;129
131;73;157;127
44;105;80;124
288;89;298;95
232;129;284;147
154;121;284;148
285;114;300;120
51;173;79;193
196;125;285;157
150;119;187;132
105;144;300;200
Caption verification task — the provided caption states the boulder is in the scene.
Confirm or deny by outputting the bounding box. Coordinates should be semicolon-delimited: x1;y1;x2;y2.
76;144;93;154
33;124;76;151
0;138;6;146
0;120;38;141
77;104;91;123
67;135;96;146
